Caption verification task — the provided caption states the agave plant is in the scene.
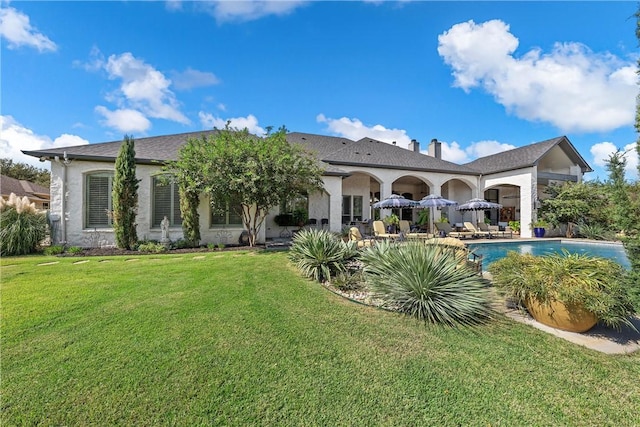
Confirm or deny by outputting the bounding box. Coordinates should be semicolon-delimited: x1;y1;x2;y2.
360;240;492;327
288;229;359;282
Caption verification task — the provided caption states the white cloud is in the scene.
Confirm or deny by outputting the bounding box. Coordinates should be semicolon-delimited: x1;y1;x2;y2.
316;114;412;148
198;111;265;135
217;103;227;112
438;140;469;164
590;141;638;180
165;0;182;11
104;52;190;125
171;67;220;91
465;140;517;159
438;19;636;133
95;106;152;133
0;115;89;168
0;5;57;52
194;0;307;23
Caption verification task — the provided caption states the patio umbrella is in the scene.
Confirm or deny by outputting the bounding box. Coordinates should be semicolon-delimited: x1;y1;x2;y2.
456;198;502;224
417;194;458;233
371;194;419;209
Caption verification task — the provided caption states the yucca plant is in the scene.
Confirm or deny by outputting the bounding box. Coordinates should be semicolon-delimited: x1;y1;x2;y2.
360;240;492;327
0;193;47;256
288;229;358;282
489;250;636;330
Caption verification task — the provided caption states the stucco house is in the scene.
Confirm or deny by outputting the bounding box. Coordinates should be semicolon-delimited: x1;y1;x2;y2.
23;130;591;247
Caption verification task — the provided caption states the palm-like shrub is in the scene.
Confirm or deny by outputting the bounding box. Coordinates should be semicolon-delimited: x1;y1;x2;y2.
360;240;492;327
489;251;636;330
288;229;359;282
0;193;47;256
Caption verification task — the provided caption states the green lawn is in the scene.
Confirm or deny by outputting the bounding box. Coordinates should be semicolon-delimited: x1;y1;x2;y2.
2;252;639;426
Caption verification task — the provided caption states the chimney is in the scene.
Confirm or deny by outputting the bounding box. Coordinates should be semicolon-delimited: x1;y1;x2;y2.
428;138;441;159
392;141;396;145
408;139;420;152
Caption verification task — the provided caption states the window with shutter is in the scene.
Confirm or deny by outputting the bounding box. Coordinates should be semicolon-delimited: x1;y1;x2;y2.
85;173;113;228
152;176;182;227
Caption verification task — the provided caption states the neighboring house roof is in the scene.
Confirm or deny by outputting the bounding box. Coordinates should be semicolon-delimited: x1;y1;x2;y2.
0;174;50;202
22;131;590;177
463;136;592;174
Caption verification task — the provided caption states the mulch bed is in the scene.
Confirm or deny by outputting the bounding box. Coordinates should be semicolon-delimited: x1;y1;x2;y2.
61;245;265;257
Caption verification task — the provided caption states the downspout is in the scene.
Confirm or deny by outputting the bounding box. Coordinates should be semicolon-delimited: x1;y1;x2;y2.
54;151;71;245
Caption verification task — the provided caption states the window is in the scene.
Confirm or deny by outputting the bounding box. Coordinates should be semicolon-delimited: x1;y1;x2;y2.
85;172;113;228
152;176;182;228
211;202;243;227
342;195;363;223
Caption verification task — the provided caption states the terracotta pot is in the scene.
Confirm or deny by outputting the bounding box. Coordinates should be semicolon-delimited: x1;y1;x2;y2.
525;297;597;333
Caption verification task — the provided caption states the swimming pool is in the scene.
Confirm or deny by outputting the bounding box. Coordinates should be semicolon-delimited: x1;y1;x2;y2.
467;240;630;270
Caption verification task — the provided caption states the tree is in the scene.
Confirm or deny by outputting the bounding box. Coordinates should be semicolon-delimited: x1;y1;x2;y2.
605;150;633;233
0;158;50;187
165;125;325;247
112;136;139;249
538;182;609;236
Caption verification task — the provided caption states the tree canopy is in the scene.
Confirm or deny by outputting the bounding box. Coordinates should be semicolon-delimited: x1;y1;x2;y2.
1;158;50;187
165;125;325;246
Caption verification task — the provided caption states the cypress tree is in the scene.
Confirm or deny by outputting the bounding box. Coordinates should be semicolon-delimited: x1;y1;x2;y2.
112;135;139;249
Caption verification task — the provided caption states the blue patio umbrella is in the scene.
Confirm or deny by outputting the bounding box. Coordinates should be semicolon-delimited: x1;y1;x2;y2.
418;194;458;233
371;194;419;209
456;198;502;224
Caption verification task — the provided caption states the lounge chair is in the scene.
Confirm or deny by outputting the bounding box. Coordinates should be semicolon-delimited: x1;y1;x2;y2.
400;219;432;240
434;222;475;239
349;227;375;248
477;222;512;238
464;222;491;239
372;220;400;239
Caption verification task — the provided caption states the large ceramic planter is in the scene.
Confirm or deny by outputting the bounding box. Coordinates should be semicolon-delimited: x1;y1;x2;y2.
525;297;597;333
533;227;546;238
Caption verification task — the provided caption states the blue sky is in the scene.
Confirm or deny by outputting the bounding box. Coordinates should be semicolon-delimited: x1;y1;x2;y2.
1;1;638;181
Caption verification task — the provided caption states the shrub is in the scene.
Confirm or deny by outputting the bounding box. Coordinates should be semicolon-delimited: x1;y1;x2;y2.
172;239;193;249
489;251;636;330
43;245;65;256
359;240;492;327
67;246;84;255
138;242;168;253
0;194;47;256
288;229;359;282
576;223;615;241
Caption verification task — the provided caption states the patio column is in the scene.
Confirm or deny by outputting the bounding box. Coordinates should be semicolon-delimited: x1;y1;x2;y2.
379;181;393;220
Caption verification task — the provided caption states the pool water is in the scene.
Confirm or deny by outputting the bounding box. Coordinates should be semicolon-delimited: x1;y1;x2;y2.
467;240;630;270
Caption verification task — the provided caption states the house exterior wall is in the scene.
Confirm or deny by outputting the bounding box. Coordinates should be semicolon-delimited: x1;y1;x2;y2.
482;168;535;238
50;160;260;247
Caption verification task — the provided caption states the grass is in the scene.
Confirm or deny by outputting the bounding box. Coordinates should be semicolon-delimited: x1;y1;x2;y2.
2;252;640;426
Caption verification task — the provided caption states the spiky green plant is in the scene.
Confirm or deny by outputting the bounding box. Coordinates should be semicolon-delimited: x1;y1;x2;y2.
490;250;636;330
0;194;47;256
288;229;358;282
359;240;492;327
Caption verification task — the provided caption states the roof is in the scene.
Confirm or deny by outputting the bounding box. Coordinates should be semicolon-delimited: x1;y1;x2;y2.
287;132;477;175
463;136;592;174
22;131;591;177
1;174;50;202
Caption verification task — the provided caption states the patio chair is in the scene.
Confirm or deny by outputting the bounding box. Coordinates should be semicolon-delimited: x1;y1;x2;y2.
400;219;432;240
464;222;491;239
349;227;375;248
372;220;399;239
478;221;512;238
434;222;474;239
